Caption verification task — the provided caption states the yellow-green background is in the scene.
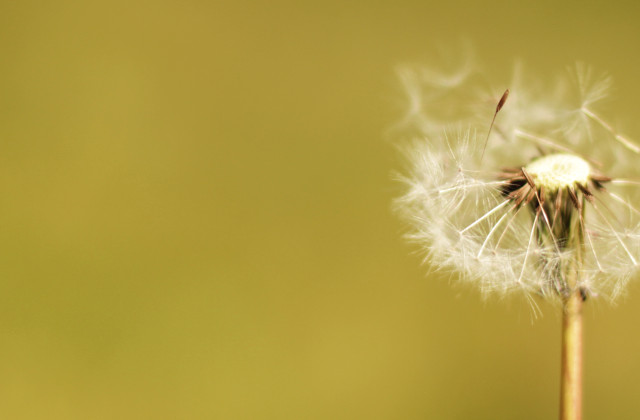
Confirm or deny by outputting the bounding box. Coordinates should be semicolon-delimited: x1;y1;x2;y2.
1;1;639;419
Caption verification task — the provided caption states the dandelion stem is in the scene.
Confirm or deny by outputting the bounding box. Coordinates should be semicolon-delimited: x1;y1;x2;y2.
560;202;585;420
560;288;583;420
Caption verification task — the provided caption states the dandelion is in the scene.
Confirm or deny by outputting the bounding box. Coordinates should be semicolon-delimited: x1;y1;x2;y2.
395;62;640;420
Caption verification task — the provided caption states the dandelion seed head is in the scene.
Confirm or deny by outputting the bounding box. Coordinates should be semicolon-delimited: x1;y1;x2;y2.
395;60;640;303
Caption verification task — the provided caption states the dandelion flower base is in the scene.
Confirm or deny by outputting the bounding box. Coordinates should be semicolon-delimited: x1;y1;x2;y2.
525;154;590;192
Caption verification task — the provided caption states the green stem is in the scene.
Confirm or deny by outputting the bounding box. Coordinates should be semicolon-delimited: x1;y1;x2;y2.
559;288;583;420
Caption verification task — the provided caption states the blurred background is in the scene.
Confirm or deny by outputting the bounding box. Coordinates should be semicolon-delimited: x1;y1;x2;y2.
1;0;640;418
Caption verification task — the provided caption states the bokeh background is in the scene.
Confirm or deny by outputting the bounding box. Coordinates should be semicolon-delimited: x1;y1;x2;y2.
1;1;640;419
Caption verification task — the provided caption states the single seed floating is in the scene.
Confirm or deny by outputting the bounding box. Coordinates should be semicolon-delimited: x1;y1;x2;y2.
525;153;591;192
